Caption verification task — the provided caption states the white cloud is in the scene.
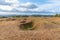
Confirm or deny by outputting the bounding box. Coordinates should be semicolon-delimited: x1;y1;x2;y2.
5;0;19;3
16;8;28;11
5;0;19;8
31;0;60;12
0;0;60;13
43;0;60;12
15;2;38;11
0;11;20;15
0;0;19;11
13;1;60;12
0;5;13;11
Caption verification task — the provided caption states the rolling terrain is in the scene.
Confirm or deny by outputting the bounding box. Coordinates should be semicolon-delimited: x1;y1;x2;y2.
0;17;60;40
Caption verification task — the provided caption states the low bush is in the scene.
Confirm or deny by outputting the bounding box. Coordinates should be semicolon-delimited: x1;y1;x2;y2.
54;14;60;17
19;21;35;30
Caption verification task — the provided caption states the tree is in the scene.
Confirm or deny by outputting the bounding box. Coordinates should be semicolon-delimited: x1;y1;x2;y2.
55;14;60;17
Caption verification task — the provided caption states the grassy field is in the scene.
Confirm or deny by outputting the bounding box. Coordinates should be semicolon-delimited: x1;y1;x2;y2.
0;17;60;40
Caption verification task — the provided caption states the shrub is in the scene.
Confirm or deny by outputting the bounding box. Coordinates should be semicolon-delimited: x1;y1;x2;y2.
19;21;35;30
51;21;57;24
54;14;60;17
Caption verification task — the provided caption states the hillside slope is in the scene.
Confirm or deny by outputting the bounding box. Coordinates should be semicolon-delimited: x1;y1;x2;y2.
0;17;60;40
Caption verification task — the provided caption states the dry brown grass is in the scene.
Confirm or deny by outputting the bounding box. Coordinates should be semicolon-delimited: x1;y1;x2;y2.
0;17;60;40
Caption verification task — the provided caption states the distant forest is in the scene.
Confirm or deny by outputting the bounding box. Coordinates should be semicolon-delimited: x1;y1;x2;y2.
0;14;60;18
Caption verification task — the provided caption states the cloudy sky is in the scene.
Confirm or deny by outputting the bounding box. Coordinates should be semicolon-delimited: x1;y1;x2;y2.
0;0;60;15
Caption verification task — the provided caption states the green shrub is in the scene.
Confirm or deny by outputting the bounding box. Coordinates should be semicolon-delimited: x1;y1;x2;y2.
19;21;35;30
55;14;60;17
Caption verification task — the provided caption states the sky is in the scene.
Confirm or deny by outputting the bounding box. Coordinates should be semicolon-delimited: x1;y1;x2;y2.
0;0;60;15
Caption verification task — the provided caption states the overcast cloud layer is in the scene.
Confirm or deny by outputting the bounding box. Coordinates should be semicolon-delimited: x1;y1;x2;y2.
0;0;60;15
